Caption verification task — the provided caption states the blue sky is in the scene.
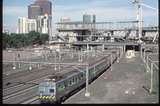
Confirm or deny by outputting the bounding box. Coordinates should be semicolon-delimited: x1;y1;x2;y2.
3;0;158;33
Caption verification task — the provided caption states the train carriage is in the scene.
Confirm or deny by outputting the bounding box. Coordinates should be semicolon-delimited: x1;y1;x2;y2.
38;50;119;104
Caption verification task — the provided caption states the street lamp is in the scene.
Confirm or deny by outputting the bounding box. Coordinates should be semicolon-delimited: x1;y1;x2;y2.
85;64;90;97
85;44;90;97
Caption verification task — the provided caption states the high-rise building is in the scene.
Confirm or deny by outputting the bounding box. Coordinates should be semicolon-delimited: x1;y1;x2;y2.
28;0;52;35
83;14;91;23
93;14;96;23
27;19;37;32
83;14;96;23
18;17;28;34
17;18;37;34
37;14;51;34
28;0;52;19
28;4;41;19
34;0;52;16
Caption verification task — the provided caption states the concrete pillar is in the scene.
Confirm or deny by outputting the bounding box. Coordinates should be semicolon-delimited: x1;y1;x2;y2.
140;46;143;58
146;55;150;72
85;65;90;97
54;53;57;70
150;63;154;93
59;53;60;71
117;49;119;63
102;44;104;52
143;49;146;62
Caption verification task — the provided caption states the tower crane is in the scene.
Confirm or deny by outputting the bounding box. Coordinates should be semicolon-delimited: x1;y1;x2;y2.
129;0;159;43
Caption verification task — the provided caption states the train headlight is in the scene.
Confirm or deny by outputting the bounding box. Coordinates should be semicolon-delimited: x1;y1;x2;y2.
39;96;42;99
45;96;48;99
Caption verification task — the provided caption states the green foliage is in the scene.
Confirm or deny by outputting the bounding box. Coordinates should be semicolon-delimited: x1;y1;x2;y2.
2;31;49;49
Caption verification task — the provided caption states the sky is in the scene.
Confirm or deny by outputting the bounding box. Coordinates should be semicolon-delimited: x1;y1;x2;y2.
3;0;158;33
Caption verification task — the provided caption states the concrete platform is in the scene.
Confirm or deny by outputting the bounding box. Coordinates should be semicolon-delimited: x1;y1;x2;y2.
64;52;159;104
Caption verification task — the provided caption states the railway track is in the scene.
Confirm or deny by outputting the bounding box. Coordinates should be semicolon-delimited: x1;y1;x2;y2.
21;97;39;104
3;64;74;94
3;63;85;104
3;53;109;104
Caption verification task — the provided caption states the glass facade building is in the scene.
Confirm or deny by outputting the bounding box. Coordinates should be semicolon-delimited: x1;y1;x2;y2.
28;0;52;35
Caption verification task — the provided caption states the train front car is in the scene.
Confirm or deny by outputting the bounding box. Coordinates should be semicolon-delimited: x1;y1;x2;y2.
38;79;56;104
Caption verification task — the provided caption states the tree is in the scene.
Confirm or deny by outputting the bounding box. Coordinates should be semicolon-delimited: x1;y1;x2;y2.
40;34;49;44
2;31;49;49
3;33;10;49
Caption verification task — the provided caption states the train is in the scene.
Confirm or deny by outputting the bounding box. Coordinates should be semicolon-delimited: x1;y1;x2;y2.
37;50;119;104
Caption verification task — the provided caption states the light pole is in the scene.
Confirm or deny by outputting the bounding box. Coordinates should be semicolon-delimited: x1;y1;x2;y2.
150;62;154;93
54;52;57;70
13;52;16;70
85;43;90;97
85;64;90;97
110;53;112;71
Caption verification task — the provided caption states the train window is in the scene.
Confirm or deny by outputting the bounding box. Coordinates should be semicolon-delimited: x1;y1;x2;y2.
81;74;83;78
58;83;65;91
73;77;76;84
69;80;72;86
70;78;74;85
64;82;67;87
79;74;82;80
76;77;79;82
78;75;81;80
50;89;54;93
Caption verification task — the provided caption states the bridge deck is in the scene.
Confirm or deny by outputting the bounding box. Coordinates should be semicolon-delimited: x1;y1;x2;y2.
64;52;159;104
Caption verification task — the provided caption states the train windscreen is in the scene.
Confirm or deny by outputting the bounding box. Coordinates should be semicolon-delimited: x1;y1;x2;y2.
39;81;56;96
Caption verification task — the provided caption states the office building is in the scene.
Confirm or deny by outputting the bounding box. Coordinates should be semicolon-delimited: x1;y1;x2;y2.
34;0;52;16
28;0;52;35
83;14;91;23
28;4;41;19
37;14;51;34
83;14;96;23
28;0;52;19
17;17;28;34
27;19;37;32
93;14;96;23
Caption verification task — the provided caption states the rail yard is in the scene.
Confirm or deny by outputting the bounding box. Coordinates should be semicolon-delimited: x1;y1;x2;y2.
2;44;159;104
2;0;159;104
3;47;120;104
